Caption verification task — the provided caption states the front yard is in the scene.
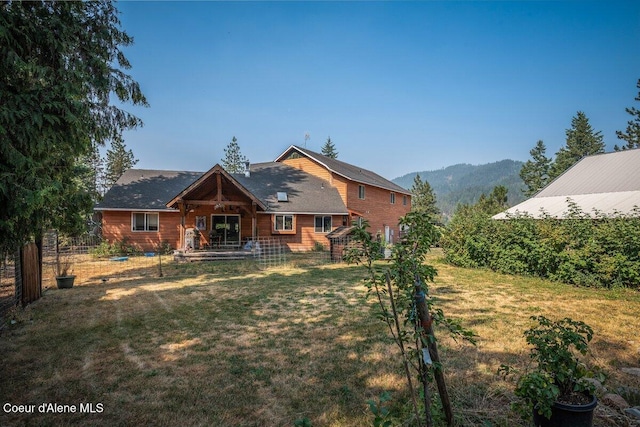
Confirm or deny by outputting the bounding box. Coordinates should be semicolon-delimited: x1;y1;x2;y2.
1;250;639;426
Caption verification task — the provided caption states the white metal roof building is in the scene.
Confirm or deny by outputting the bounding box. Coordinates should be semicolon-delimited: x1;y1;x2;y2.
493;149;640;219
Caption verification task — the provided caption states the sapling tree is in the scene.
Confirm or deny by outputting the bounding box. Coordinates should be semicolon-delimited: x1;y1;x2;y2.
346;211;476;427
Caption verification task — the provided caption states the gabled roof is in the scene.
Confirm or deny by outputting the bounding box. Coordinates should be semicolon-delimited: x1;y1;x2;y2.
232;162;347;214
165;164;267;211
95;169;204;211
275;145;411;195
96;163;348;215
493;149;640;219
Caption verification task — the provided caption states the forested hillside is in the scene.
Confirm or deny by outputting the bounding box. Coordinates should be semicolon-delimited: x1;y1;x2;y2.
393;160;526;220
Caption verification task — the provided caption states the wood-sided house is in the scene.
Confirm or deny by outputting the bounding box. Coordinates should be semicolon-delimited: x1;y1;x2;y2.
95;145;412;252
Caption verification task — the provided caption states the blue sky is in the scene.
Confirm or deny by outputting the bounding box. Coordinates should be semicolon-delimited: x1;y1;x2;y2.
115;1;640;180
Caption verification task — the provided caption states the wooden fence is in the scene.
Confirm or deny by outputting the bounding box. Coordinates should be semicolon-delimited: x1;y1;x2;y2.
20;243;41;305
0;242;43;326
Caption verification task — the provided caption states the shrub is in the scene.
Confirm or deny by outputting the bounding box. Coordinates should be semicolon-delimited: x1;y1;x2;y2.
90;238;141;258
441;201;640;288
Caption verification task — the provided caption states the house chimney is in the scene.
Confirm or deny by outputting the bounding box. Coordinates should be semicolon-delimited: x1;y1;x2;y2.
244;160;250;177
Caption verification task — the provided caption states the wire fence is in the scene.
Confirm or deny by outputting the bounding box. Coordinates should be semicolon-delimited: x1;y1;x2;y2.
0;254;18;325
47;233;349;285
1;232;354;326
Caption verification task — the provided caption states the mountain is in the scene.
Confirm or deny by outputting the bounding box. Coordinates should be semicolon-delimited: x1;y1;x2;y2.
393;159;526;220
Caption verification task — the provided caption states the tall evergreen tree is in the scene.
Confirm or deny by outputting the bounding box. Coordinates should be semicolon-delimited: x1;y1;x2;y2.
549;111;605;180
105;137;138;189
477;185;509;215
0;1;147;252
615;78;640;151
410;174;441;223
321;136;338;159
520;140;552;196
222;136;248;173
78;142;105;202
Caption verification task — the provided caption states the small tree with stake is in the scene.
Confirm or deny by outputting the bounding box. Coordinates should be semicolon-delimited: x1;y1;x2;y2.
346;211;476;427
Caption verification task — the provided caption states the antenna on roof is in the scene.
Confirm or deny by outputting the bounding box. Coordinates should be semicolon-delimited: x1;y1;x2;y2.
304;132;310;148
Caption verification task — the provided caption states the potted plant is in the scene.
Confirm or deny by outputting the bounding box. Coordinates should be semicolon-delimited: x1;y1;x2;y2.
500;315;598;427
54;251;75;289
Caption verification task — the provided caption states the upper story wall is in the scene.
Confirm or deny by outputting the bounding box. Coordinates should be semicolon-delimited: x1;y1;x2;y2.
280;156;349;201
335;174;411;240
281;154;412;241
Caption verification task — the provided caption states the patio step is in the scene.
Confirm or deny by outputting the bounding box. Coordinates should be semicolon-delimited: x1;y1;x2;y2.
173;250;255;262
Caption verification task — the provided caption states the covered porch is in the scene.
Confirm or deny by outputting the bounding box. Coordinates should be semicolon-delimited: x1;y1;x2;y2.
166;164;266;251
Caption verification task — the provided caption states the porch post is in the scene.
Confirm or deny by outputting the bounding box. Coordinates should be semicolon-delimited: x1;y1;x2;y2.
179;201;187;249
252;202;257;240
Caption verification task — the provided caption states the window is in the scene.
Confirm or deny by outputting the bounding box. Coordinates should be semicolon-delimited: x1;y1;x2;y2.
403;195;407;206
274;215;294;231
132;212;159;232
358;185;365;199
314;216;332;233
390;192;396;204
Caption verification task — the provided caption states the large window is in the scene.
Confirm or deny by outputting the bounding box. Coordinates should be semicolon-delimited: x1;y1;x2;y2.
358;185;365;199
132;212;159;231
274;214;294;232
314;216;332;233
210;215;240;245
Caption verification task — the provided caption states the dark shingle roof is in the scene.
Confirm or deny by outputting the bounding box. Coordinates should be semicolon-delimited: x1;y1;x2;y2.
233;162;347;214
275;145;411;195
96;164;348;215
96;169;204;210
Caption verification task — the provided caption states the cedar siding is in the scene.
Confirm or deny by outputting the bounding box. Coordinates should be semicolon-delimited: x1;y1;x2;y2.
101;210;181;250
97;145;411;252
279;146;412;241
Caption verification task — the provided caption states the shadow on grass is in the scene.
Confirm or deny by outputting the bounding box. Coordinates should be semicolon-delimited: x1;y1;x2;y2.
3;256;639;427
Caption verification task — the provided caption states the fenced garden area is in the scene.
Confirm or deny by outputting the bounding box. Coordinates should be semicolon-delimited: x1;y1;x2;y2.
1;249;639;426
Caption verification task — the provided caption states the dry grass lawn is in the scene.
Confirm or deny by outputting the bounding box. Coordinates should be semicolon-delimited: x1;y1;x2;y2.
1;250;639;426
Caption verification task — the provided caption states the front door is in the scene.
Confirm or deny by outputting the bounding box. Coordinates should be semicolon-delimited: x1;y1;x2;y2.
211;215;241;246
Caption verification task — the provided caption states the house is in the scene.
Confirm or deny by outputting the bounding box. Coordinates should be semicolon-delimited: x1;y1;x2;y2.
95;145;412;252
493;149;640;219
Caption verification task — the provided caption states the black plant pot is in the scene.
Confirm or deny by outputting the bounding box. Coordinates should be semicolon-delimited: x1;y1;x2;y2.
55;275;76;289
533;395;597;427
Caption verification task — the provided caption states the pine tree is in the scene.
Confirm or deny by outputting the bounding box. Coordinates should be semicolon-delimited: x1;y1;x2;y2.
615;78;640;151
520;140;552;196
321;136;338;159
477;185;509;215
222;136;248;173
105;137;138;189
549;111;605;180
410;174;441;223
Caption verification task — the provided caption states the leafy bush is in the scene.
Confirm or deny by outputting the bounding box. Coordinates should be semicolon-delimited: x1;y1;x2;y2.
90;238;141;258
441;201;640;288
499;316;597;420
156;240;173;255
